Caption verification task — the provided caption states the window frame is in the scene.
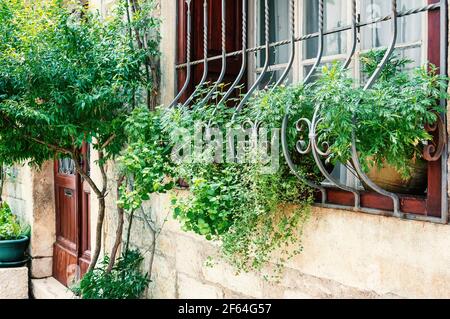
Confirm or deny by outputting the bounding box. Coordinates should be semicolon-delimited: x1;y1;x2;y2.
249;0;429;87
176;0;447;219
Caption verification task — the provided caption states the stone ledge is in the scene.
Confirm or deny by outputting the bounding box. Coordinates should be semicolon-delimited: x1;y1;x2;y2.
0;267;29;299
31;277;75;299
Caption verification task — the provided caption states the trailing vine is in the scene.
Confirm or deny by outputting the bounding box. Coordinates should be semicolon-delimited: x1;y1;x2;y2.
117;81;320;279
119;50;448;281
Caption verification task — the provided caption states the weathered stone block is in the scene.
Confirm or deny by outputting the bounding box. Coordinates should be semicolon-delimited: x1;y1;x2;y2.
0;267;29;299
175;234;207;277
30;161;56;258
156;230;177;257
32;277;75;299
31;257;53;279
283;289;314;299
178;273;223;299
146;254;177;299
202;261;264;298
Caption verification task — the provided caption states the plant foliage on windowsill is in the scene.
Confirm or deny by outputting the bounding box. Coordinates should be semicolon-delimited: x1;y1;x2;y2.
118;84;320;279
315;50;448;178
117;50;448;281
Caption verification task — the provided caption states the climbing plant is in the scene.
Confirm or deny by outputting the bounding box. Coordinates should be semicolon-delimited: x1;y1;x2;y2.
0;0;160;271
117;82;318;279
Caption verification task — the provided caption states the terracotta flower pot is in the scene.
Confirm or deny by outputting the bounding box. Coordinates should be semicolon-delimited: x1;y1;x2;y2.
366;159;427;195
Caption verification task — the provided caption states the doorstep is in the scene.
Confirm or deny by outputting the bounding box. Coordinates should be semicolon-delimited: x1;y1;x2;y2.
31;277;75;299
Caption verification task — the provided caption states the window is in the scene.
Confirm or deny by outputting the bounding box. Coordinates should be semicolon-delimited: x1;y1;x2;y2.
250;0;427;85
252;0;292;87
176;0;447;220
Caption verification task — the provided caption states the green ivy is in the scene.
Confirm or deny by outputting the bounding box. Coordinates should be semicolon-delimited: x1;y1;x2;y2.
158;86;318;278
117;49;447;280
118;107;175;212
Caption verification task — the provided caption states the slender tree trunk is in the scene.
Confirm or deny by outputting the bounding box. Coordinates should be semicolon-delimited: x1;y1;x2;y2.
73;148;108;272
125;209;135;255
88;151;108;272
106;175;126;273
90;195;106;272
147;227;157;279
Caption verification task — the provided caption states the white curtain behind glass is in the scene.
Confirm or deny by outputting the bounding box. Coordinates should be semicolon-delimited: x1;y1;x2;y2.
304;0;348;59
361;0;424;67
257;0;292;87
258;0;289;67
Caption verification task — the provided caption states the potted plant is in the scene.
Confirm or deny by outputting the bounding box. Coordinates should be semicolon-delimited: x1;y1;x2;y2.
0;202;30;267
315;50;448;194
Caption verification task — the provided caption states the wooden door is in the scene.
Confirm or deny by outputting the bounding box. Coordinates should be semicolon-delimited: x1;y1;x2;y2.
53;146;90;287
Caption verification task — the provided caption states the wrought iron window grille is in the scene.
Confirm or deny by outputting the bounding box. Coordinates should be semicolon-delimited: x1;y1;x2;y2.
173;0;449;224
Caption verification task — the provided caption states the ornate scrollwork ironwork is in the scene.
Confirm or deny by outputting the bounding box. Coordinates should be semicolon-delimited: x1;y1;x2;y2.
423;113;446;162
294;118;312;155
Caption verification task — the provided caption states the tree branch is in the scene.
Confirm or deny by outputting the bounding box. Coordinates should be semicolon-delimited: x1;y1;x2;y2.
101;134;116;150
73;148;102;197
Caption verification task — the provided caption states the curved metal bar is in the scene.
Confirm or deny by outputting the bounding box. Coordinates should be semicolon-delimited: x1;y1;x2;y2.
309;0;360;210
423;114;446;161
183;0;209;108
233;0;270;119
303;0;324;85
363;1;397;90
281;0;326;200
350;0;401;217
310;108;361;210
342;0;357;70
272;0;295;89
198;0;227;107
176;3;441;70
219;0;248;105
169;0;192;108
282;114;327;195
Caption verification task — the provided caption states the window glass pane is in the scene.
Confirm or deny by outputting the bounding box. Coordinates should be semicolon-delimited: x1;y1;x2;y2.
360;46;422;82
303;64;322;82
256;69;293;89
304;0;348;60
303;60;345;82
361;0;424;49
398;46;422;69
258;0;290;67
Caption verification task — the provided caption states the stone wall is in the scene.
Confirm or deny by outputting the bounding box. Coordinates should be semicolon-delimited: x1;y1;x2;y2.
3;165;33;224
117;193;450;299
86;0;450;299
2;162;55;279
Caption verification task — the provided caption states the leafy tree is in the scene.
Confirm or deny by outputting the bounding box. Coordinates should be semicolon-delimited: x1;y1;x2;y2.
0;0;159;270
